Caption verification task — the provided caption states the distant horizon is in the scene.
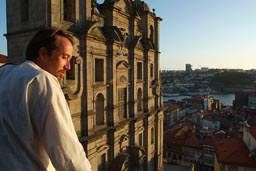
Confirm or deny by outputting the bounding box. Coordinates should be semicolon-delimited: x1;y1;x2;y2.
1;0;256;70
161;66;256;71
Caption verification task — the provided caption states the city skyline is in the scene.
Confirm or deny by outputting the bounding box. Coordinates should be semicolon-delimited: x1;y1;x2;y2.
1;0;256;70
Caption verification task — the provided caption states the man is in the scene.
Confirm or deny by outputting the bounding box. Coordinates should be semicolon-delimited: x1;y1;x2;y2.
0;28;92;171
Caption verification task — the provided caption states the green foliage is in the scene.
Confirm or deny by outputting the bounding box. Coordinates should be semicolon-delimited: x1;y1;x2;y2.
209;71;254;86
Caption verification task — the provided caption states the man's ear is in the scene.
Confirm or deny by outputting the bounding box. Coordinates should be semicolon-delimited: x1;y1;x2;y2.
38;47;48;61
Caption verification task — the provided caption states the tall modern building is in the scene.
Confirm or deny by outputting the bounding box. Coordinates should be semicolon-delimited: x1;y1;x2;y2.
6;0;164;170
186;64;193;72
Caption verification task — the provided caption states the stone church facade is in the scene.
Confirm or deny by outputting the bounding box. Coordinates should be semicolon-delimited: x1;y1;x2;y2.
6;0;164;170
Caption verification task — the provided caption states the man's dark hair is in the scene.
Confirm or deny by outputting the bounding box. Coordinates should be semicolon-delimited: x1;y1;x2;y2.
26;28;74;60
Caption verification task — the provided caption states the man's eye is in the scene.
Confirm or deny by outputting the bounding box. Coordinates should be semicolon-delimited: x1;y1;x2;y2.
63;55;69;59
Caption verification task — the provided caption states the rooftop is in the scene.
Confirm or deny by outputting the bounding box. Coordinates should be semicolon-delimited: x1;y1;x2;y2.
0;54;8;64
214;136;256;167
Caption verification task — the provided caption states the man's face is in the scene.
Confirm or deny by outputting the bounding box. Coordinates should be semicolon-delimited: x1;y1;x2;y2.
42;36;73;81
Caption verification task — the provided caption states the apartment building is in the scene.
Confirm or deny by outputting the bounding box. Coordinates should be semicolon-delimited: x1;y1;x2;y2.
248;92;256;109
243;125;256;159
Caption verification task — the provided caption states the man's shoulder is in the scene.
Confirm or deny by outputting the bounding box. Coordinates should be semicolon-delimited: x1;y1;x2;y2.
0;63;17;79
0;61;44;82
19;61;41;73
21;61;59;84
0;61;59;85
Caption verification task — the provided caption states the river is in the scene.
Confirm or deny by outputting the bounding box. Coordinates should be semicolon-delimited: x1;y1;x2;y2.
163;93;235;106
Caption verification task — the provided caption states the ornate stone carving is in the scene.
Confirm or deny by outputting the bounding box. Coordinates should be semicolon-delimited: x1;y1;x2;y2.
62;56;83;100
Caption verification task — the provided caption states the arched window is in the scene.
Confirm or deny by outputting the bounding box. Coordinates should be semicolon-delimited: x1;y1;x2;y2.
96;93;104;125
97;153;106;171
137;62;142;80
137;88;143;112
95;58;104;82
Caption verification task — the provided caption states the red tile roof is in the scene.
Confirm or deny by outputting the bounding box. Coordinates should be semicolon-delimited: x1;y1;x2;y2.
0;54;8;63
184;98;202;104
164;123;203;148
185;134;201;148
203;137;214;147
199;110;211;116
214;137;256;167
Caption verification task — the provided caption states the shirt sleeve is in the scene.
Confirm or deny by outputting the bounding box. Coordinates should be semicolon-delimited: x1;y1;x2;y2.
28;74;92;171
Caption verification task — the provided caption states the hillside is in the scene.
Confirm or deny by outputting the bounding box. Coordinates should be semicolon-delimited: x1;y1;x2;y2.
209;71;254;86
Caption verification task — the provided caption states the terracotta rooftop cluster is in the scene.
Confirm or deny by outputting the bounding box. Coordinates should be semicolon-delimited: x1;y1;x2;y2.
214;132;256;167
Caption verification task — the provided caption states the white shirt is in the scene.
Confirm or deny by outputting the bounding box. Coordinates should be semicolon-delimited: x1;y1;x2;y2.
0;61;92;171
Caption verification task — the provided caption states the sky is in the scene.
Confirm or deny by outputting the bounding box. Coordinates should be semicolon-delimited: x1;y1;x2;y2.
1;0;256;70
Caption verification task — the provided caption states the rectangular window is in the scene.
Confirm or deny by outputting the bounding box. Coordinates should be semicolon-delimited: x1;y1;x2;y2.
21;0;29;22
63;0;75;22
137;62;142;80
150;64;153;78
151;127;154;144
118;88;127;119
139;133;143;146
95;58;104;82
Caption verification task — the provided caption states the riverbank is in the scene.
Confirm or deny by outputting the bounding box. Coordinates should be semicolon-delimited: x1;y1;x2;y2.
163;93;235;106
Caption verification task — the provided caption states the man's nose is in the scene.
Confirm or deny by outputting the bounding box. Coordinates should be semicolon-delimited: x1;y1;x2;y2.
65;60;71;70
